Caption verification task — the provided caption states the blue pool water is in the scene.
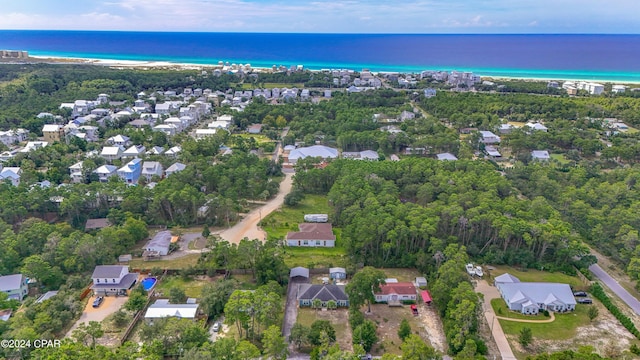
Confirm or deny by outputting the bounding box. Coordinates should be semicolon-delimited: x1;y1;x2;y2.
141;277;157;291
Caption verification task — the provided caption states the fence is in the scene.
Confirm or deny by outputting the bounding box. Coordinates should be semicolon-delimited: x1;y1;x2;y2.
119;270;167;345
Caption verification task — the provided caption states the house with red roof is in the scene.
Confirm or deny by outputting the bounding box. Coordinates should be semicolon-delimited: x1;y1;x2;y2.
374;282;417;306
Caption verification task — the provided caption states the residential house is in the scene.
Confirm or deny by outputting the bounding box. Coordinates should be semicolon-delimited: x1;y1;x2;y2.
0;274;28;301
0;129;28;146
286;223;336;247
117;158;143;184
164;117;185;132
374;282;417;305
399;110;416;122
0;166;21;186
42;124;65;143
329;267;347;280
141;161;163;181
155;102;175;115
20;141;48;153
101;146;124;162
612;85;626;94
165;146;182;157
342;150;379;161
90;265;139;296
495;273;576;314
415;277;428;288
153;124;178;136
147;146;165;156
0;150;18;162
69;161;85;183
107;135;131;147
208;121;231;130
122;145;146;159
93;165;117;182
247;124;263;134
424;88;437;98
165;162;186;177
531;150;551;161
437;153;458;161
78;125;99;142
144;299;199;323
144;230;172;256
479;131;501;144
525;122;548;132
298;284;349;307
85;218;111;231
287;145;339;165
485;146;502;160
499;124;516;134
36;291;59;303
195;129;218;139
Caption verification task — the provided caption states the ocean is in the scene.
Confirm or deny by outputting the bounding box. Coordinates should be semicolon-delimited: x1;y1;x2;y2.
1;31;639;82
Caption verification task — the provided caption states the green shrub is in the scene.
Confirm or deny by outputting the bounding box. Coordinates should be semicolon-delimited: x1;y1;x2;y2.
590;283;640;339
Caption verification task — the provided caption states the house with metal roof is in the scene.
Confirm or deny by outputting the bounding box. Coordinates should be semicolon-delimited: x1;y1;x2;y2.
531;150;551;161
495;273;576;314
290;267;310;279
298;284;349;307
144;230;172;257
0;274;28;301
144;299;199;323
287;145;338;164
330;267;347;280
437;153;458;161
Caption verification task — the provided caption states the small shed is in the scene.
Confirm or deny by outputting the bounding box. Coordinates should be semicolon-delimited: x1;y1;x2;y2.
329;267;347;280
415;277;427;288
290;267;310;279
421;290;432;305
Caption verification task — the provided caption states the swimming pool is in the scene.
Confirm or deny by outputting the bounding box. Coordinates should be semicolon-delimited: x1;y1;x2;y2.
141;277;157;291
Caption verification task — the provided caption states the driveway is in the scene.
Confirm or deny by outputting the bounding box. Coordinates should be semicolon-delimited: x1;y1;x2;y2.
589;264;640;315
66;295;127;337
283;277;308;339
475;280;517;360
218;172;294;244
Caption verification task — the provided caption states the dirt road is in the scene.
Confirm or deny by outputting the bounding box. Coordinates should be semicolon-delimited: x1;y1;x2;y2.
475;280;517;360
218;172;294;244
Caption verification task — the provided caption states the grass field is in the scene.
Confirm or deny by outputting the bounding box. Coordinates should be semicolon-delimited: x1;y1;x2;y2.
489;265;583;289
154;276;210;298
499;304;591;340
262;194;333;240
283;246;348;268
128;253;201;270
235;133;275;145
550;153;570;165
491;298;548;321
379;268;423;282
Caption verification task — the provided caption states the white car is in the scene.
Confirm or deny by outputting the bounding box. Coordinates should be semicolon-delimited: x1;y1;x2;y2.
212;322;220;332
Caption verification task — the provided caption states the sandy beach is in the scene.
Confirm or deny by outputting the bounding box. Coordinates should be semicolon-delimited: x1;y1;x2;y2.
7;55;640;85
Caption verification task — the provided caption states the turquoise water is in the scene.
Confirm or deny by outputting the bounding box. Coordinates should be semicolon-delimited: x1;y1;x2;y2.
2;31;639;83
141;277;157;291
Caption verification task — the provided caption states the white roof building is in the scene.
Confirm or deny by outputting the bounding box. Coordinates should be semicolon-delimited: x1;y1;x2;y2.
288;145;339;164
531;150;550;161
144;299;199;321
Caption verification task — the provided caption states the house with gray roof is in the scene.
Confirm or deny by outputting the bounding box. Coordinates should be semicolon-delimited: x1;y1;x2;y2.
90;265;139;296
287;145;339;165
437;153;458;161
298;284;349;307
0;274;28;301
329;267;347;280
495;273;576;314
144;230;172;256
531;150;550;161
342;150;379;161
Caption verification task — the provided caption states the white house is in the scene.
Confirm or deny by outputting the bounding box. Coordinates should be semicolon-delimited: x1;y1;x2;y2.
90;265;138;296
195;129;218;139
374;282;417;305
342;150;379;161
122;145;146;159
20;141;48;153
153;124;178;136
525;122;548;132
92;165;117;182
141;161;164;181
165;146;182;157
69;161;84;183
437;153;458;161
288;145;339;164
531;150;551;161
107;135;131;147
0;166;21;186
495;273;576;314
286;223;336;247
101;146;124;162
0;274;28;301
144;299;199;323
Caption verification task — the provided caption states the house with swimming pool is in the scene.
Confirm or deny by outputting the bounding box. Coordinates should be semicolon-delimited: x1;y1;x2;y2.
91;265;139;296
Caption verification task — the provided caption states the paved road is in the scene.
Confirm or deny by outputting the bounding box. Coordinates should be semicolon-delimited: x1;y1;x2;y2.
218;172;294;244
589;263;640;315
475;280;517;360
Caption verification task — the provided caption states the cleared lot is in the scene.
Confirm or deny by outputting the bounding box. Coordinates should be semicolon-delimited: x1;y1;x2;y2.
66;295;127;337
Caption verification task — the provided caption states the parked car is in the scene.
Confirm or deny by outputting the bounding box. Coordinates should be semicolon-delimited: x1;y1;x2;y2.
212;322;220;332
92;296;104;308
577;298;593;304
573;291;588;297
410;304;419;316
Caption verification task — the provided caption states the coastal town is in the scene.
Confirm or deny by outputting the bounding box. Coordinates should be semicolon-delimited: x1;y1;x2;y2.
0;59;640;360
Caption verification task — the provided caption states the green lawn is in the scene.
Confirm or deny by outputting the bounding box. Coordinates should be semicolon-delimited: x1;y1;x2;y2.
128;253;201;270
489;266;583;288
283;246;348;268
235;133;274;145
378;268;423;282
491;298;548;321
499;304;591;340
154;276;210;299
550;153;570;165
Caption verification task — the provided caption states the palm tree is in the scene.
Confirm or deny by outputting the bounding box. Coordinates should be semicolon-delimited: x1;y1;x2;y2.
327;300;337;310
312;298;322;312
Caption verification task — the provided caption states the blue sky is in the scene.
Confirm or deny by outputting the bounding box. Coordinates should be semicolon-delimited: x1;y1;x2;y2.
1;0;637;33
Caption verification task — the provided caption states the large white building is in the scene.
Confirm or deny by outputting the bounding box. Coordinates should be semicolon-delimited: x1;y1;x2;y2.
495;273;576;314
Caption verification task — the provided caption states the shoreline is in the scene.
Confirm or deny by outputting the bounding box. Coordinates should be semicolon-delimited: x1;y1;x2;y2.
16;55;640;85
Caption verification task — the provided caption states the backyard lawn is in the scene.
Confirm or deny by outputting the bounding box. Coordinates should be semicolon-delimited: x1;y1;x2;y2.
154;276;212;298
491;298;548;321
128;253;201;271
